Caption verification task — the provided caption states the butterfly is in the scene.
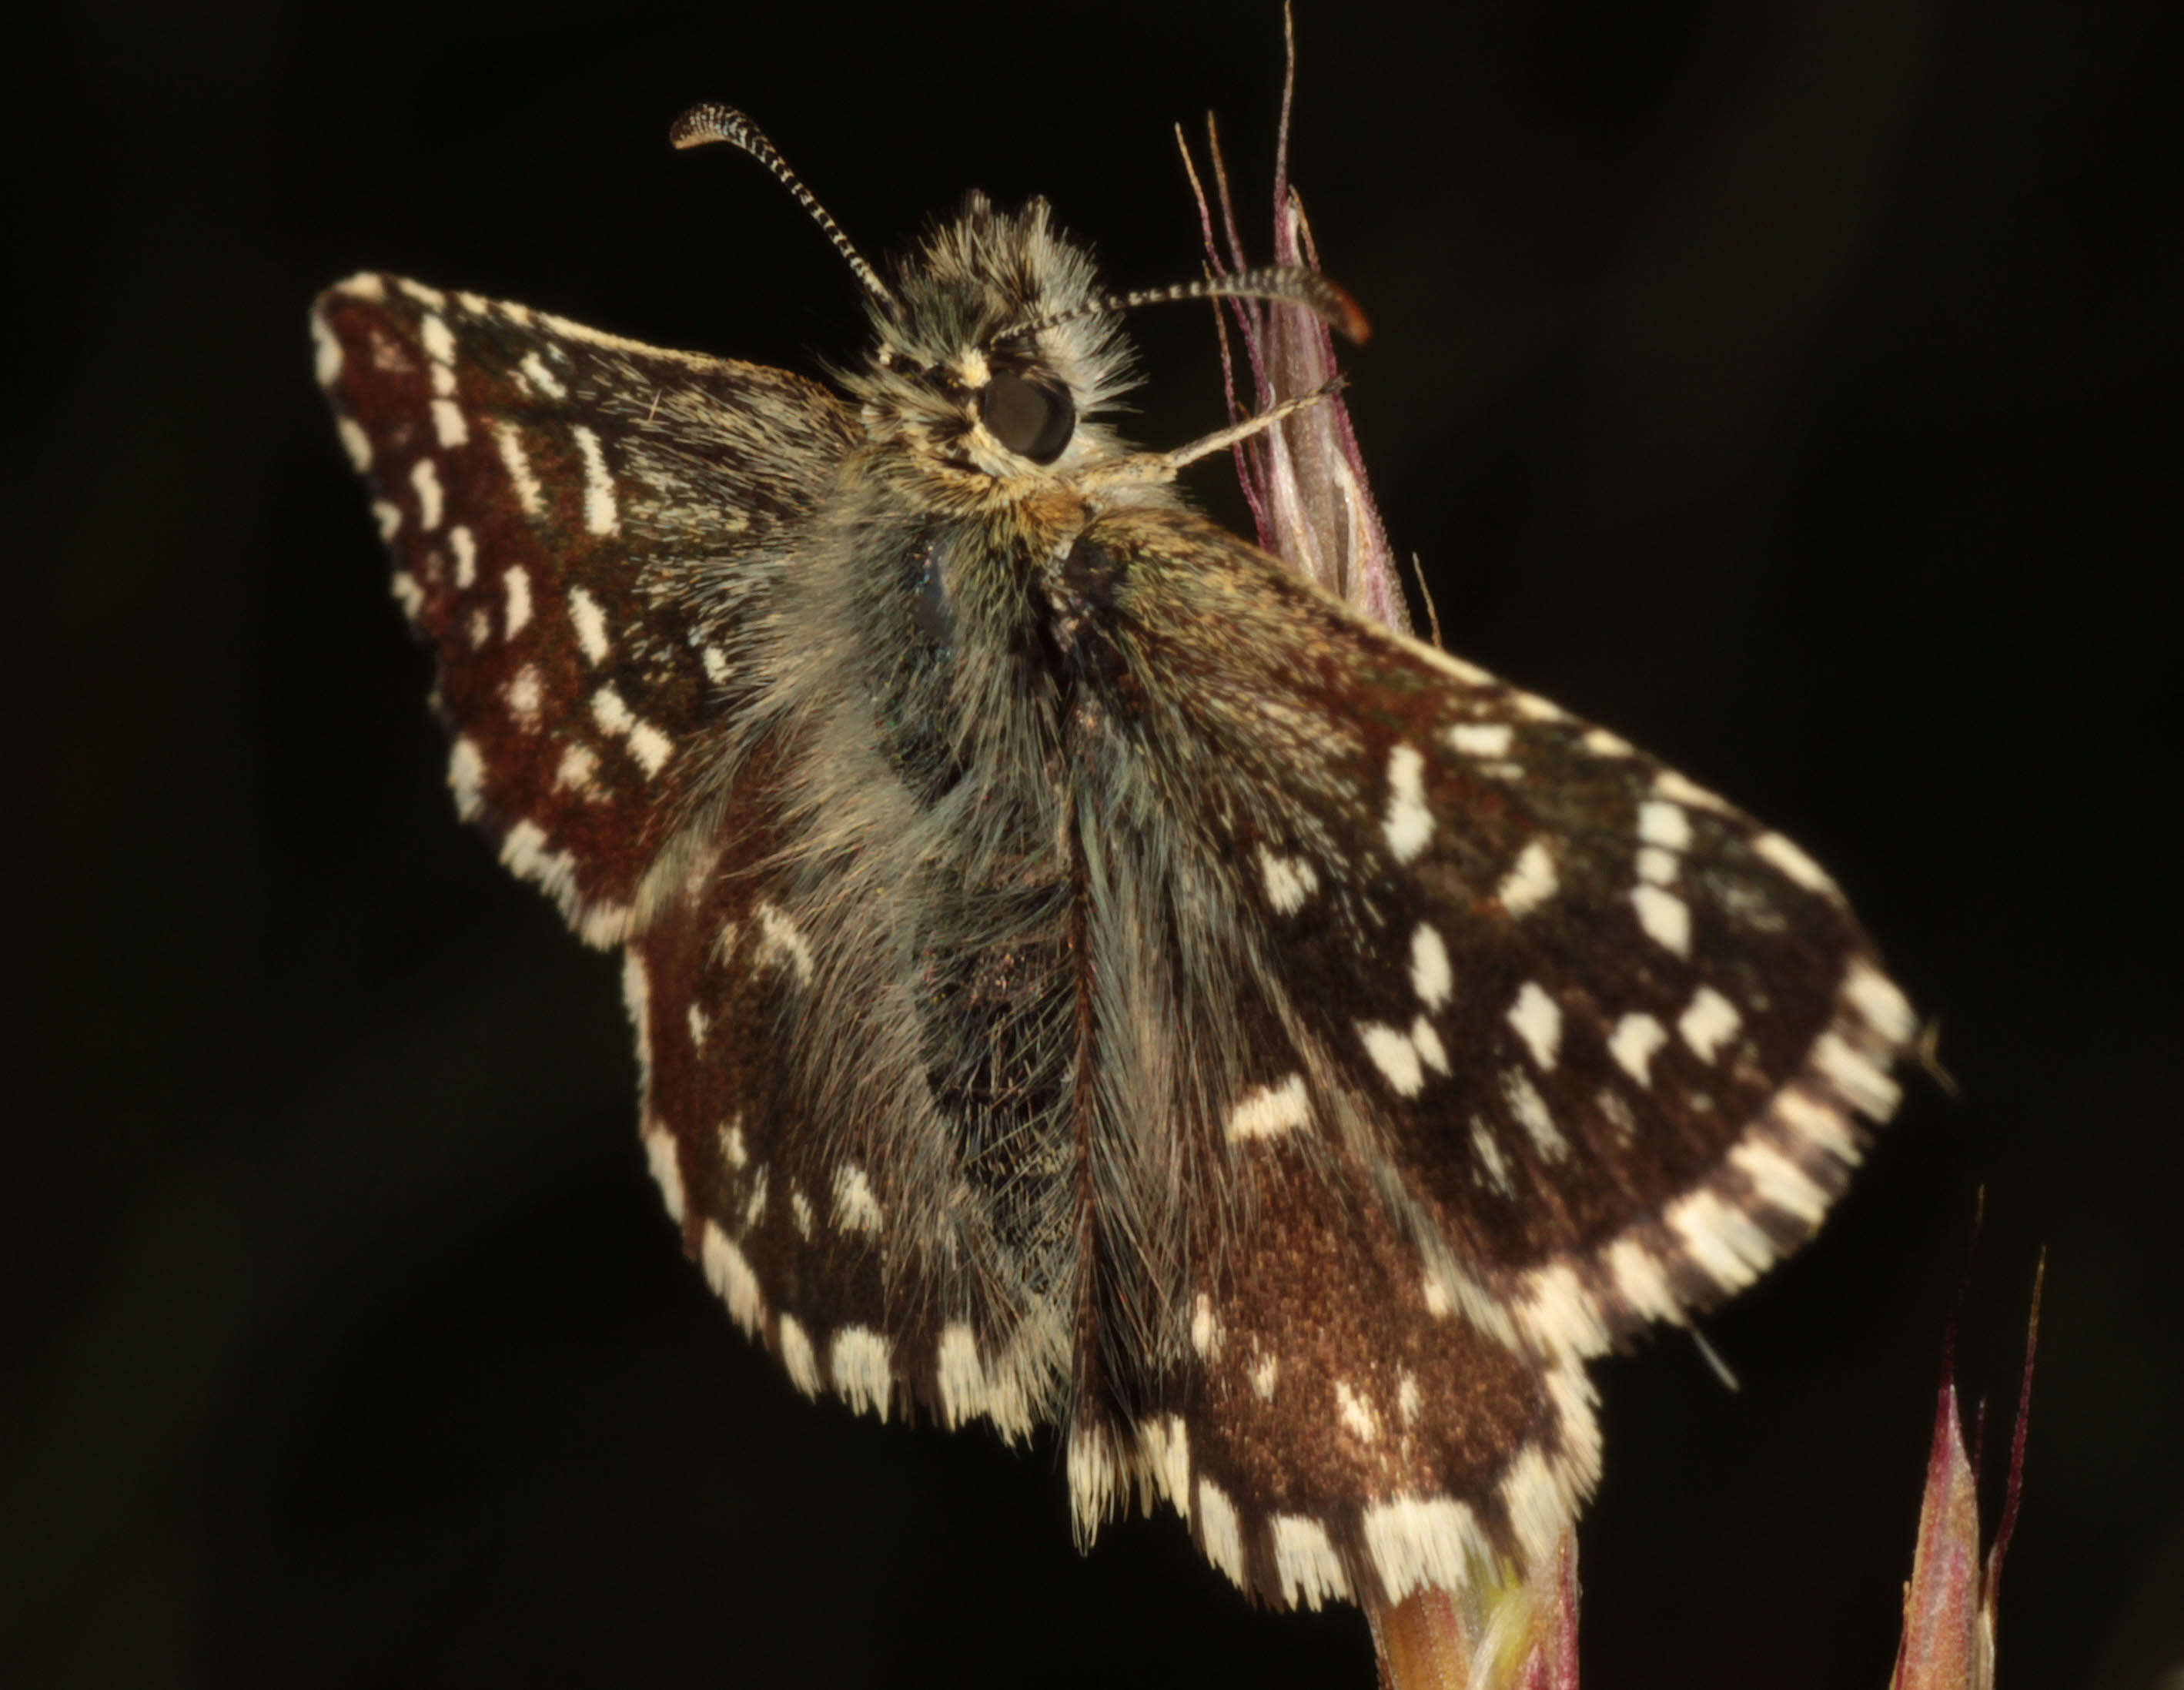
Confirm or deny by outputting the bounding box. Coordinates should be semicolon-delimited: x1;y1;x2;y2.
312;102;1912;1613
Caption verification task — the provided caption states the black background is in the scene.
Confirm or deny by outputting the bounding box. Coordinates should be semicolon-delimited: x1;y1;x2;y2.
7;2;2176;1686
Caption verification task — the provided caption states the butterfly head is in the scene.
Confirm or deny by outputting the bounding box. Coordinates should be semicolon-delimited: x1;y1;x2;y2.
852;193;1136;478
671;102;1366;490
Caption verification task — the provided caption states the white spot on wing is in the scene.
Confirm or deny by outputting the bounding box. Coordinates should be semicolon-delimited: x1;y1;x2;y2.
1517;1263;1609;1358
1335;1380;1381;1444
1196;1480;1246;1587
1811;1032;1901;1117
1067;1425;1123;1536
409;457;443;530
430;398;468;447
1226;1073;1309;1141
1503;1068;1568;1159
554;742;599;794
776;1314;821;1397
1667;1187;1774;1292
1731;1139;1831;1225
754;902;815;986
418;311;456;365
625;720;674;778
830;1327;892;1418
1843;959;1914;1042
1608;1012;1669;1086
491;422;543;516
1410;923;1453;1009
373;499;401;540
503;564;533;637
571;423;618;535
1500;1444;1576;1566
519;351;568;399
504;665;542;730
1411;1015;1450;1075
337;415;372;470
1774;1087;1860;1162
1653;768;1731;813
1446;721;1513;758
1382;742;1433;862
1678;986;1742;1063
701;1222;763;1336
937;1326;1010;1434
1190;1293;1223;1359
1639;799;1692;850
390;570;423;618
832;1163;884;1233
1257;847;1319;914
590;684;674;778
1497;838;1558;916
621;951;652;1088
789;1186;814;1239
1631;882;1692;956
500;822;578;909
1471;1118;1514;1196
450;524;477;588
1754;831;1839;895
448;736;484;821
642;1126;683;1227
1507;982;1563;1070
1251;1353;1279;1400
568;584;611;664
1137;1415;1191;1515
1607;1238;1681;1321
1363;1494;1487;1605
1359;1022;1425;1097
311;313;343;386
1418;646;1493;686
1272;1514;1352;1608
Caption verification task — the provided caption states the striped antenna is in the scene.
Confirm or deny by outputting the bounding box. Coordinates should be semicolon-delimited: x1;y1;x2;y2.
670;103;896;312
1008;263;1370;347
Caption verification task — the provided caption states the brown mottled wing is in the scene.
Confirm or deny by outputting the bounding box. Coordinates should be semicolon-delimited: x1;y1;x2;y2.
620;738;1068;1441
316;275;1059;1438
1053;504;1912;1607
312;273;857;942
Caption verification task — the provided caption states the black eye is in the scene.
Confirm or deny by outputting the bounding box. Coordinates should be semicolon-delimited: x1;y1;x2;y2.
978;368;1075;463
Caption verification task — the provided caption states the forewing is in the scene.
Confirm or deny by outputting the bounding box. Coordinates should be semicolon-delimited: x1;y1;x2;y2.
312;273;857;942
313;276;999;1424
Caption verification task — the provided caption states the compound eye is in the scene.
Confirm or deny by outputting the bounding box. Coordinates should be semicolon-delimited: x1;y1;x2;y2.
978;368;1076;463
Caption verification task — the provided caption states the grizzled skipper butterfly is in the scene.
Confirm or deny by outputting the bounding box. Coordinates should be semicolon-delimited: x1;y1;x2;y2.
312;102;1911;1616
